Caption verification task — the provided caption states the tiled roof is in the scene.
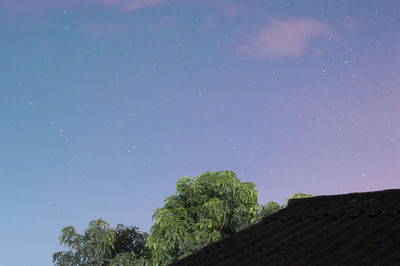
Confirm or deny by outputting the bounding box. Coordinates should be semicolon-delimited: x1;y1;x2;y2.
170;189;400;265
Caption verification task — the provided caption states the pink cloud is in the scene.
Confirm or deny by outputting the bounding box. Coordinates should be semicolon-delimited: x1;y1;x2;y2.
236;18;335;60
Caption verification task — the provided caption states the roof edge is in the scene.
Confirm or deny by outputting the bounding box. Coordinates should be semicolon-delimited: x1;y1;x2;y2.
287;188;400;208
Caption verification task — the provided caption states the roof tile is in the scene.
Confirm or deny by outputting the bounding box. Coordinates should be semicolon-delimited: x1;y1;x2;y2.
171;189;400;266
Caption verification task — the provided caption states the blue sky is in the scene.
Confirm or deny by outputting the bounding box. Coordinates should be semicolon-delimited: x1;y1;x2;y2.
1;0;400;265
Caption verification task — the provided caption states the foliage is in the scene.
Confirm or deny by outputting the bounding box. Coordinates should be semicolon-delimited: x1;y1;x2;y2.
282;192;314;208
53;219;115;265
53;171;314;266
53;220;150;266
112;224;151;259
252;193;315;223
108;252;137;265
108;252;151;266
146;171;260;265
252;201;281;223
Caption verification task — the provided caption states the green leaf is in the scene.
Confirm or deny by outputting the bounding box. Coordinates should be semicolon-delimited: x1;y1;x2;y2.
146;170;260;265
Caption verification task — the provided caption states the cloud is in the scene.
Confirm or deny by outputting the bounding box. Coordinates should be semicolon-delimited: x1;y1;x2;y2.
196;0;254;19
0;0;62;13
0;0;165;13
94;0;164;11
236;18;335;60
0;0;250;15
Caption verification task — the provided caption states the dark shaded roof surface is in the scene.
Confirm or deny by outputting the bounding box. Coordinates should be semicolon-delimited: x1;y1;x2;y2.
171;189;400;265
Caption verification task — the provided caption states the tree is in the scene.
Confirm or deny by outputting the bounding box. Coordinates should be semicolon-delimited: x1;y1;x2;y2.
253;193;315;223
53;175;314;265
53;219;115;265
112;224;147;256
53;220;151;265
282;192;314;208
252;201;281;223
146;171;260;265
108;252;151;266
111;224;151;260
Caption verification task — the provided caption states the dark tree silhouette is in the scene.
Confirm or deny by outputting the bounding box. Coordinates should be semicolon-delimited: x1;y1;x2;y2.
112;224;151;259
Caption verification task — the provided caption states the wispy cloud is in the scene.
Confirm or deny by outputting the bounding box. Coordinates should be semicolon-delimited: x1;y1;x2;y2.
0;0;61;13
0;0;165;13
197;0;254;19
0;0;250;15
236;18;335;60
94;0;164;11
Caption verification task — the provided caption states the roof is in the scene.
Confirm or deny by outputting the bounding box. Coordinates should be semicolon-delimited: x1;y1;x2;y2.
171;189;400;265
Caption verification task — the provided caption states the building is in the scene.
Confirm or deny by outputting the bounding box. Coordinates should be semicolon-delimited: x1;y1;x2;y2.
171;189;400;265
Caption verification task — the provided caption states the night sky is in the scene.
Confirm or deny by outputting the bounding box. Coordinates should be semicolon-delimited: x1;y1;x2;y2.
1;1;400;265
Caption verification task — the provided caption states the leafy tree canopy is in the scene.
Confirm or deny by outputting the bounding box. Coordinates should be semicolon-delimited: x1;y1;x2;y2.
253;201;281;223
282;192;314;208
112;224;151;259
53;219;150;265
146;171;260;265
53;171;314;266
53;219;115;265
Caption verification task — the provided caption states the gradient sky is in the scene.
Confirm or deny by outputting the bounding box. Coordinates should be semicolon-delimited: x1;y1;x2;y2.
1;0;400;265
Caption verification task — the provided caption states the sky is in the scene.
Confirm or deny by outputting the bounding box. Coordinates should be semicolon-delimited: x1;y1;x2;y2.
1;0;400;265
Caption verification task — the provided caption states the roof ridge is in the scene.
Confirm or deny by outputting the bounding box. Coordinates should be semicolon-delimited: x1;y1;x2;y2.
287;189;400;208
